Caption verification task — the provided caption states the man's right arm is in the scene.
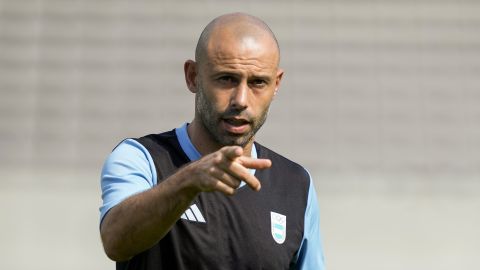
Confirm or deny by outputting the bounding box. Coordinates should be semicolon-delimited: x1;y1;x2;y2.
99;141;271;262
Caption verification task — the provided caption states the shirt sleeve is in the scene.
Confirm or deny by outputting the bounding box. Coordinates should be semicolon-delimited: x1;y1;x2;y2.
294;173;326;269
99;139;157;224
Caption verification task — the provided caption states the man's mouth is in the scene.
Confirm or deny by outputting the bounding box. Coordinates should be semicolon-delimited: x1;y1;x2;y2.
221;117;250;134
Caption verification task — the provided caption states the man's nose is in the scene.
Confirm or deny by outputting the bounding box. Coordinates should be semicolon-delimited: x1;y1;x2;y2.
230;82;248;109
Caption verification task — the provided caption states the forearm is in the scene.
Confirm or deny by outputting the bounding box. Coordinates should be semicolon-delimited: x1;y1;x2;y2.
100;146;270;261
100;166;198;261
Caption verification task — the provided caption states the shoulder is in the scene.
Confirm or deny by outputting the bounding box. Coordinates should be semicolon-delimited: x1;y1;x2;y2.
102;138;157;186
107;139;154;171
134;129;178;153
133;130;190;173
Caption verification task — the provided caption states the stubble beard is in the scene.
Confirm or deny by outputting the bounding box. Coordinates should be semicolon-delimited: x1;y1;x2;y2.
195;85;269;148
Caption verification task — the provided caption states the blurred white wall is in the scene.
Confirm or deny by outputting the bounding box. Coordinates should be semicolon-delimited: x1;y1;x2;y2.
0;1;479;269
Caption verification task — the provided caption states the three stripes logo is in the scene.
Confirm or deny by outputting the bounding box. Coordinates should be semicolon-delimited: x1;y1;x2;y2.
180;204;206;223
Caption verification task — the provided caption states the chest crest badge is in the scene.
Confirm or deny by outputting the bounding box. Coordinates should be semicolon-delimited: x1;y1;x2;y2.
270;211;286;244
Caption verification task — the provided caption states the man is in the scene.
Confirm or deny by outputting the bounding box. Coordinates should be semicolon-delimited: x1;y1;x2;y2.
100;12;325;269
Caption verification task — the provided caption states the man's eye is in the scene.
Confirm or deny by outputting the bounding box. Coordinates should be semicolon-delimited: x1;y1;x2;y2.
218;76;235;83
251;79;267;88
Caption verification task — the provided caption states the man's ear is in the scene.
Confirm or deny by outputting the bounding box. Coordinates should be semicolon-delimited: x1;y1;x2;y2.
184;60;198;93
274;68;284;96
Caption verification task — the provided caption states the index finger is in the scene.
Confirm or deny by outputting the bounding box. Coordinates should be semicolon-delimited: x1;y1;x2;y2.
228;161;262;191
238;156;272;170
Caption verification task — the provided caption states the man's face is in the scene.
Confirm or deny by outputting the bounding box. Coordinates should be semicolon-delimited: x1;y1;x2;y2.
194;36;282;147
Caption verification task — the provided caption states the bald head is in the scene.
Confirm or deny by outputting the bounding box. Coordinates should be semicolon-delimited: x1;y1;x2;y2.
183;13;284;150
195;13;280;66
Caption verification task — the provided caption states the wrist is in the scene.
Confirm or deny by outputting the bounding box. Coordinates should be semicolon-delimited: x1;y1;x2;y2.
171;164;202;198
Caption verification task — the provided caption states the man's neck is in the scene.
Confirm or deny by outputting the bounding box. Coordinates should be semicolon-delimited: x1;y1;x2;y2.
187;119;253;157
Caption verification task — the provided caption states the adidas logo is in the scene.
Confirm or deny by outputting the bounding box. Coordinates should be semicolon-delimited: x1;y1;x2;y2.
180;204;206;223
